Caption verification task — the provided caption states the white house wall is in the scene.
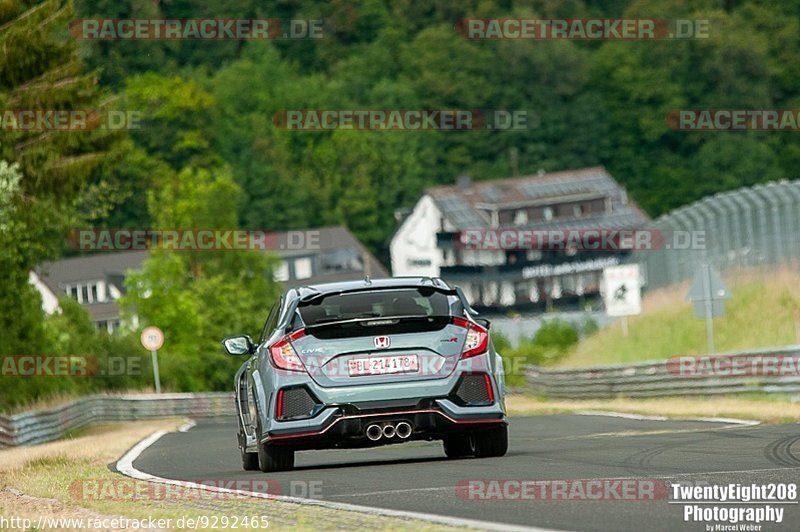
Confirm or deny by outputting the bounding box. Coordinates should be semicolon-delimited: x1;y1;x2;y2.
390;194;443;277
29;271;60;314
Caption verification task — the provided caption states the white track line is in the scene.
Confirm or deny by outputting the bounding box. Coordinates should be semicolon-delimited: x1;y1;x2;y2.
177;419;196;433
116;428;554;532
574;410;760;426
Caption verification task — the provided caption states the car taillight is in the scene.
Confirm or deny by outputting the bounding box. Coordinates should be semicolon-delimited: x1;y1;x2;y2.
269;329;307;372
452;317;489;358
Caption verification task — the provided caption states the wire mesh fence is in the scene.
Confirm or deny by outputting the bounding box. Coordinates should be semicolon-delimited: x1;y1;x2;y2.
633;180;800;290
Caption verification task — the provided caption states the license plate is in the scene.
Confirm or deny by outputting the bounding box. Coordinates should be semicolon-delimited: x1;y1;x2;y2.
348;355;419;376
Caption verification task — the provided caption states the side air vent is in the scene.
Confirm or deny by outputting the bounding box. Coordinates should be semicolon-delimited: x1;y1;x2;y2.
452;374;494;405
276;386;320;420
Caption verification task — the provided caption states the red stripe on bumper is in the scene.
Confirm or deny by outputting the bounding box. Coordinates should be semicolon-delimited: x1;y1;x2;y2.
265;408;503;442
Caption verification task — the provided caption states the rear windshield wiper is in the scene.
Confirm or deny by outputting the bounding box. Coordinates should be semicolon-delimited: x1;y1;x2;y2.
308;314;451;327
312;312;380;324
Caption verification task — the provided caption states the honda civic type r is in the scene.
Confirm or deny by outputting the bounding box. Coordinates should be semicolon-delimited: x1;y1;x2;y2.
222;277;508;472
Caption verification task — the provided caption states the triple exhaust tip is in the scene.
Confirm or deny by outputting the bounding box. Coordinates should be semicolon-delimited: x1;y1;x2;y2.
395;421;412;439
366;421;412;441
366;424;383;441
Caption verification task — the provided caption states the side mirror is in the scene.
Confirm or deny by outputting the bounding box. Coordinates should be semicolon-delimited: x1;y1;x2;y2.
222;335;255;356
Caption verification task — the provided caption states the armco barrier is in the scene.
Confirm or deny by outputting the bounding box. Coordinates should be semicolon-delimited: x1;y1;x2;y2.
3;347;799;447
0;392;235;447
526;345;800;399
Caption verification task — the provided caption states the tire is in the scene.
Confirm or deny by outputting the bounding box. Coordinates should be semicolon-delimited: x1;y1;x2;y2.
442;434;475;458
240;440;259;471
256;419;294;472
473;425;508;458
237;415;259;471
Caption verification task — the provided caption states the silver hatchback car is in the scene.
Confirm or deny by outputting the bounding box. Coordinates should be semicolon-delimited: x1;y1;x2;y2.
222;277;507;472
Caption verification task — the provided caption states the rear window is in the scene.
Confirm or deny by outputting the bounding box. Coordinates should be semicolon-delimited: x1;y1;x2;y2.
298;288;451;326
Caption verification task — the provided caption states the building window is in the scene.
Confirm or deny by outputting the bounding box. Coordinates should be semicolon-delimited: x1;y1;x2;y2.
320;248;362;274
66;285;79;302
65;282;102;304
543;207;553;221
274;260;290;282
294;257;313;280
513;209;528;225
95;320;121;334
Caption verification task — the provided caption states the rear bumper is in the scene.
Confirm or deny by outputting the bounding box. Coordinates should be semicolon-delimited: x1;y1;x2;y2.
262;398;506;449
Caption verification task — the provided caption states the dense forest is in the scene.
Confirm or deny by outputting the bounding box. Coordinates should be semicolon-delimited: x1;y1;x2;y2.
1;0;798;406
79;0;800;250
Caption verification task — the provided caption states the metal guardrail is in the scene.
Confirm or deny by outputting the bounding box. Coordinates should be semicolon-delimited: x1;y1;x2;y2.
3;347;798;447
0;392;235;447
526;345;800;399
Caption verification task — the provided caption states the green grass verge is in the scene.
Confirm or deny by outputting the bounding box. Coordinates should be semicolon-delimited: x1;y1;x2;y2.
0;422;462;531
559;270;800;367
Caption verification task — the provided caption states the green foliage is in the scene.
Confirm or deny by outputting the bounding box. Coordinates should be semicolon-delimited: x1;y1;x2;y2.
5;0;800;406
494;319;581;386
0;0;124;363
0;298;146;412
533;319;580;353
120;165;282;392
73;0;800;256
580;317;600;337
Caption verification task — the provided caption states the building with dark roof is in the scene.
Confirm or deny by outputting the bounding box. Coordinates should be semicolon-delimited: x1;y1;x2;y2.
30;250;147;332
390;167;649;310
270;225;388;287
31;226;387;332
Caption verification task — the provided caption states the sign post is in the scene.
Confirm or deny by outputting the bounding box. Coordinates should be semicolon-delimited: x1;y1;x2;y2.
687;264;730;354
602;264;642;336
140;326;165;394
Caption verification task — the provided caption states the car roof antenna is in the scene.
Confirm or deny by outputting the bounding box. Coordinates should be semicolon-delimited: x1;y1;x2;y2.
364;275;372;285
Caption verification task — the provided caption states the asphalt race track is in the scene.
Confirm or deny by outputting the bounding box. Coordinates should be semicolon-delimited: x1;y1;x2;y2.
126;414;800;531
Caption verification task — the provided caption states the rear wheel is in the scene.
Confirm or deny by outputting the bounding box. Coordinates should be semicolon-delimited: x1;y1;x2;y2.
239;436;259;471
256;419;294;472
241;446;259;470
473;425;508;458
442;434;475;458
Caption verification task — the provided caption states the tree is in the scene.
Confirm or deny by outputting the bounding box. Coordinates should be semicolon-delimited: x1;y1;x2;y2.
121;166;282;391
0;0;124;353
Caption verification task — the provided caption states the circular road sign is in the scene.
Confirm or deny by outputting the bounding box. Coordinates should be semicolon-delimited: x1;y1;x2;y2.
140;326;165;351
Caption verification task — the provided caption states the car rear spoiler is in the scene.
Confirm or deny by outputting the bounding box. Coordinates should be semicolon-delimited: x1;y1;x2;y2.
298;282;457;305
298;283;479;314
304;314;454;331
